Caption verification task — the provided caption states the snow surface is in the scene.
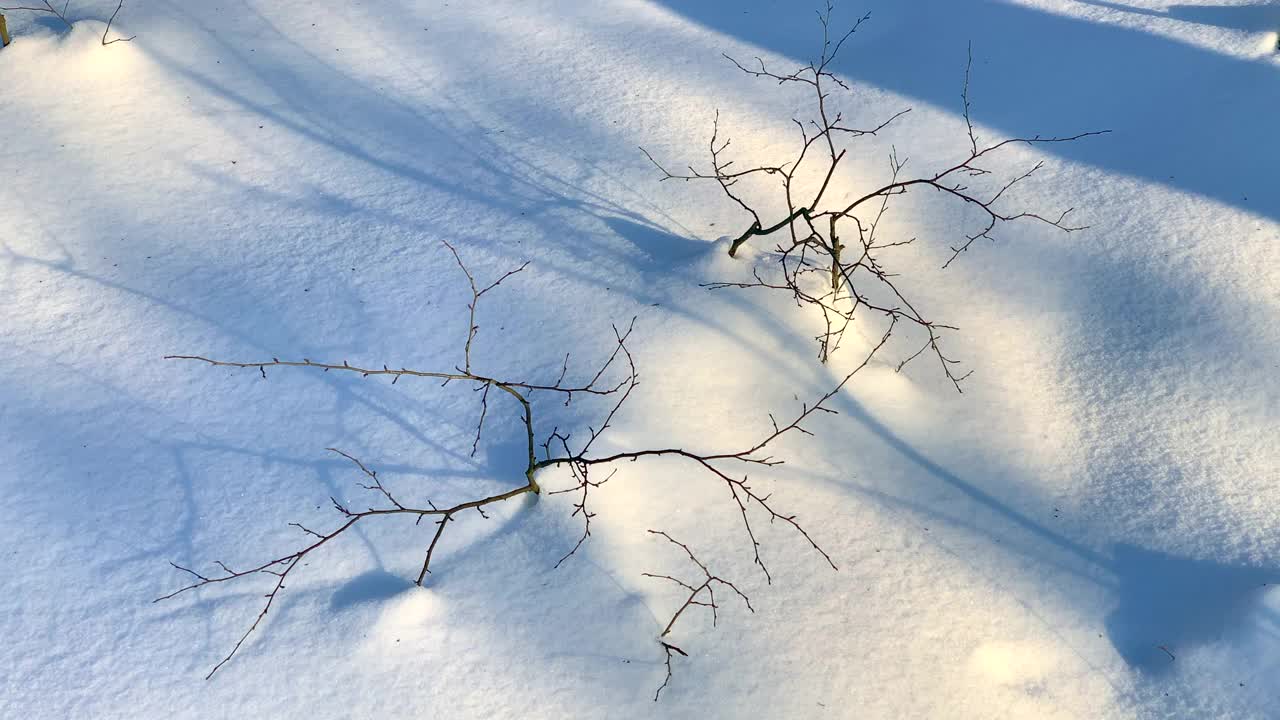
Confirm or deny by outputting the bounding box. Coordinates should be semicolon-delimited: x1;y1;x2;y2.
3;1;1280;717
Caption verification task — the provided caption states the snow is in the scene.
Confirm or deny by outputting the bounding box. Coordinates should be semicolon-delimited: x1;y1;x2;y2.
3;0;1280;717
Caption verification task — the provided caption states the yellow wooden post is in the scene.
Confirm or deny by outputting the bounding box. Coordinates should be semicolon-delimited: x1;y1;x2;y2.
0;14;11;47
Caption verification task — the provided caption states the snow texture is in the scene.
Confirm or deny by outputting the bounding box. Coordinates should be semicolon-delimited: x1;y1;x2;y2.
3;1;1279;718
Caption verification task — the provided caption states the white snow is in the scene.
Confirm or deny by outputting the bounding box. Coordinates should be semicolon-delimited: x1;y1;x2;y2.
3;1;1280;718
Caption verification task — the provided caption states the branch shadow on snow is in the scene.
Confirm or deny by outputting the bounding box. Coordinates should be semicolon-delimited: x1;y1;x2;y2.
828;390;1280;674
141;0;700;311
329;569;415;611
135;0;822;377
1105;544;1280;670
652;0;1280;224
1077;1;1280;34
600;217;708;273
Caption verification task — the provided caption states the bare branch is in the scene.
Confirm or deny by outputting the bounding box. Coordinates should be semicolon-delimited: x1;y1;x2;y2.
102;0;132;44
643;10;1107;382
162;241;862;682
645;530;753;700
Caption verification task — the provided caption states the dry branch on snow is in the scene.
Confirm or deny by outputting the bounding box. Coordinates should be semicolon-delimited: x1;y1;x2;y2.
643;3;1107;383
159;242;886;697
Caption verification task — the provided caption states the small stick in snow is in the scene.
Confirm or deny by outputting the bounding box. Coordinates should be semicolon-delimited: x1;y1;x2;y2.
644;530;753;701
102;1;133;45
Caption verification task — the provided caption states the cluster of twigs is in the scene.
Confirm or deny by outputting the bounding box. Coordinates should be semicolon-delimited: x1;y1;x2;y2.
159;242;890;695
0;0;133;45
642;3;1106;385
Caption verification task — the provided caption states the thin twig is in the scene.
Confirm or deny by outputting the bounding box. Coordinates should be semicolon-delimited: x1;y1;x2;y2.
102;0;133;45
645;530;752;700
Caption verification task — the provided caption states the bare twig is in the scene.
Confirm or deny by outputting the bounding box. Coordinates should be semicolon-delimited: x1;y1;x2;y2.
644;530;753;700
656;641;687;702
102;0;133;45
160;242;883;681
642;4;1107;384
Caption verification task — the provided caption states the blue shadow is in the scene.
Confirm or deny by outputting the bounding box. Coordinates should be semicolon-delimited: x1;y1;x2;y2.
330;569;415;611
651;0;1280;226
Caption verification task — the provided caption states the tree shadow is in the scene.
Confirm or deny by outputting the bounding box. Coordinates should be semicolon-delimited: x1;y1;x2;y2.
141;0;694;281
844;467;1280;678
828;390;1280;669
1079;1;1280;34
330;569;415;610
29;15;72;34
122;7;829;389
1105;543;1280;670
601;216;710;273
651;0;1280;226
